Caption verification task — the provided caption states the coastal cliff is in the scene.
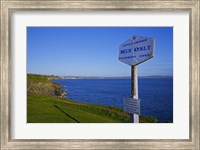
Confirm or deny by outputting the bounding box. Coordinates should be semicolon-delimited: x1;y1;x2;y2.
27;74;66;97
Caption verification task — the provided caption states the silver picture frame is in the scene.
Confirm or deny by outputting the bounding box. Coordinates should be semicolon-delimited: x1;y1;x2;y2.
1;0;199;149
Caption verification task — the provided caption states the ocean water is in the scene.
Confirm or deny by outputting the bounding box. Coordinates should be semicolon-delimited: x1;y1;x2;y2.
52;78;173;122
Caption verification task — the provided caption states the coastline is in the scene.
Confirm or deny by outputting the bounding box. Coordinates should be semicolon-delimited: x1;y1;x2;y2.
27;73;159;123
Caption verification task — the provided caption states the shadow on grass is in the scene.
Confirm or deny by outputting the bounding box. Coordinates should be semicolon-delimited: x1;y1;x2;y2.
54;104;80;123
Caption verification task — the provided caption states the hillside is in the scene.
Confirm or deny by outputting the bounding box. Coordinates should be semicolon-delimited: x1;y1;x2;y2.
27;74;66;97
27;74;158;123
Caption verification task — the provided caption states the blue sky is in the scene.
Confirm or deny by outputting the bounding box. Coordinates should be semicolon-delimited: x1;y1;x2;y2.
27;27;173;77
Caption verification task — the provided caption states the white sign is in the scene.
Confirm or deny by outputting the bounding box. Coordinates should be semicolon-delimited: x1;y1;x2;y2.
119;35;155;66
123;98;140;114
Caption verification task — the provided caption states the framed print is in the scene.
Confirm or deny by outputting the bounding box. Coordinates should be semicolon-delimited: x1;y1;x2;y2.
1;0;199;149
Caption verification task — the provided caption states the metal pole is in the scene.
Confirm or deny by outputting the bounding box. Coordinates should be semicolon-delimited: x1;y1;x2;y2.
130;65;139;123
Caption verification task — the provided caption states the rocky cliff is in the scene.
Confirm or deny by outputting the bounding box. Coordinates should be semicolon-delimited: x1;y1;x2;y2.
27;74;66;97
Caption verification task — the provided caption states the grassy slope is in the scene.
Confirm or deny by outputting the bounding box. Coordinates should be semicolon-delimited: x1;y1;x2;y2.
27;74;158;123
27;95;130;123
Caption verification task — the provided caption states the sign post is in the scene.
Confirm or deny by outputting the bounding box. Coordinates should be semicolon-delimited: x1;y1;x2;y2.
131;65;139;123
119;35;155;123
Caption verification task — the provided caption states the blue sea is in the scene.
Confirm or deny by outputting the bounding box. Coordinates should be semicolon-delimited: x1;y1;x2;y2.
52;78;173;123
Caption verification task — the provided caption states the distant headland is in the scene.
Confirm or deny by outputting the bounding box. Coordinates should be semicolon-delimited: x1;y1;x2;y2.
28;73;172;80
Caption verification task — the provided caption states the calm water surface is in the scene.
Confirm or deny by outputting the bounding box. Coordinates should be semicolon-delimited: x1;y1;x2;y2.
53;78;173;122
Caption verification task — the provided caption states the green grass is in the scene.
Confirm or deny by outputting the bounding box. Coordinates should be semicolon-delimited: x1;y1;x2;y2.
27;95;130;123
27;95;158;123
27;74;52;83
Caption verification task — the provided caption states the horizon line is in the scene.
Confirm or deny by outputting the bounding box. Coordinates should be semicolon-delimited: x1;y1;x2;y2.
27;73;173;78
